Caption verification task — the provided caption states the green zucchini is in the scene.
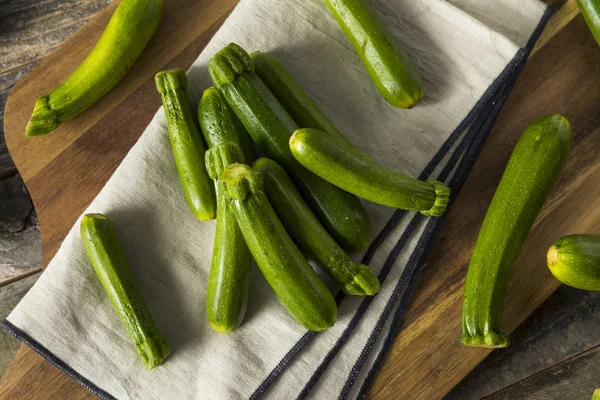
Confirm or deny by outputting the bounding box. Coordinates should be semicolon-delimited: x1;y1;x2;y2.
220;163;337;331
462;115;572;348
251;51;353;149
80;213;170;370
253;157;379;295
26;0;162;137
198;87;256;163
323;0;423;108
155;68;216;221
209;43;370;252
578;0;600;47
547;234;600;291
289;128;449;216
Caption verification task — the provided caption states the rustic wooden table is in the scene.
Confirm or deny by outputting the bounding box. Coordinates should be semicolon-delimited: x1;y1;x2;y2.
0;0;598;399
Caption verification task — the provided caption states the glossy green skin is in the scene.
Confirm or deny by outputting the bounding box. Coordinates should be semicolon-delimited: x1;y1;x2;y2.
253;157;379;296
156;68;216;221
547;234;600;291
251;52;353;149
462;115;572;348
290;129;450;216
209;43;370;252
324;0;423;108
578;0;600;47
80;214;170;370
220;164;337;331
26;0;162;136
201;125;254;333
198;87;256;163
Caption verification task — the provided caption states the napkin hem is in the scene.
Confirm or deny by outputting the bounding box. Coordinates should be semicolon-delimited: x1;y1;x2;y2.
1;319;116;400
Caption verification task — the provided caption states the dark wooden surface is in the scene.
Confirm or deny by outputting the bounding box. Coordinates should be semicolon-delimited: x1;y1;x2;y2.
0;0;599;399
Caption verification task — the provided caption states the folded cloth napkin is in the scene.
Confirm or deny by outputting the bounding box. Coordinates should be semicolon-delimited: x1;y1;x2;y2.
4;0;550;398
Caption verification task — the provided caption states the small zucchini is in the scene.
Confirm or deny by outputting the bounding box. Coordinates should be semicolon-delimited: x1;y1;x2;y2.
209;43;369;251
156;68;216;221
251;51;353;149
253;157;379;296
289;128;449;216
577;0;600;46
26;0;162;136
547;234;600;291
462;115;572;348
323;0;423;108
198;87;256;163
220;163;337;331
80;213;170;370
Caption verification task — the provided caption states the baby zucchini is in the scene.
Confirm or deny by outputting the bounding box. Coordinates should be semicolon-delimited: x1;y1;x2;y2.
251;51;354;149
323;0;423;108
80;213;170;370
200;87;255;334
26;0;162;136
547;234;600;291
220;163;337;331
289;128;449;216
209;43;370;252
253;157;379;295
462;115;572;348
578;0;600;46
156;68;216;221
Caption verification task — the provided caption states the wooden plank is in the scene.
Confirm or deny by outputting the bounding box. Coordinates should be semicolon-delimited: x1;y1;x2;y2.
0;174;41;286
369;15;600;400
0;273;40;376
447;287;600;399
485;345;600;400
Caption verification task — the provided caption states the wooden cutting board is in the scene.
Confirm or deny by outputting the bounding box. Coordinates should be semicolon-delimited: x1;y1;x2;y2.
1;0;598;399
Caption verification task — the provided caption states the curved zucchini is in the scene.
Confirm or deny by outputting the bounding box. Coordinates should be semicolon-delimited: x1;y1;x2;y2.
547;234;600;291
156;68;216;221
209;43;369;252
220;163;337;331
198;87;256;163
80;213;170;370
462;115;572;348
26;0;162;137
204;143;252;333
577;0;600;46
290;128;449;216
323;0;423;108
251;51;353;149
253;157;379;295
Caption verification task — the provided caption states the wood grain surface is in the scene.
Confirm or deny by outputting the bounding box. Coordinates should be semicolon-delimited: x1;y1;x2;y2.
0;1;596;399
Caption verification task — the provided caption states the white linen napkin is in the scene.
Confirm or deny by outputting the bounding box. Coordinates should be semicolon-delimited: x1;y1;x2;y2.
4;0;549;398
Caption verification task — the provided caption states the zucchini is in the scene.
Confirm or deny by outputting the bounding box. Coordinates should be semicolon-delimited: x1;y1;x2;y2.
26;0;162;136
80;213;170;370
253;157;379;295
462;115;572;348
155;68;216;221
289;128;450;216
209;43;369;252
251;51;353;149
220;163;337;331
547;234;600;291
198;87;256;163
323;0;423;108
578;0;600;46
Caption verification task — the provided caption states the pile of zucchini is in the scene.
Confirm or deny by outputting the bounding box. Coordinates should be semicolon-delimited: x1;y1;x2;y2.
48;0;600;370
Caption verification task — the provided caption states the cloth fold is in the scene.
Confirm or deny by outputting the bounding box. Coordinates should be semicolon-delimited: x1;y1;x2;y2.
5;0;548;398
